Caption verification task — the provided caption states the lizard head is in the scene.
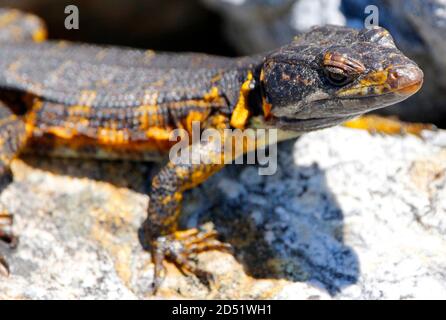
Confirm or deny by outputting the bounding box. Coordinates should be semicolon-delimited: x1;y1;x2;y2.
260;25;423;131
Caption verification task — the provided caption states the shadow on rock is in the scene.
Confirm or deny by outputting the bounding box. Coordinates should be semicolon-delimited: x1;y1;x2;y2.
182;140;360;295
20;155;159;194
19;139;359;296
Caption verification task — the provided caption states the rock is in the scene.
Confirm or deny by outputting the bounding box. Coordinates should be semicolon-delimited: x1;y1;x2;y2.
1;126;445;299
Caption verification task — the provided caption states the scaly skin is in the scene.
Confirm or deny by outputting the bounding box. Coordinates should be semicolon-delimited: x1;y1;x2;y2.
0;9;424;292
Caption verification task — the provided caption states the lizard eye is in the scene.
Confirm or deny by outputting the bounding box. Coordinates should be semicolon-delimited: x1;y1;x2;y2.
325;68;352;86
322;51;364;86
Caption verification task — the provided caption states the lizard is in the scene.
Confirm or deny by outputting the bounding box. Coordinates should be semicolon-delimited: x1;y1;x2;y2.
0;8;424;292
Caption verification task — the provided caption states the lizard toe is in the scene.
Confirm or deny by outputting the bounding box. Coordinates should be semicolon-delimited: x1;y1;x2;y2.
0;212;18;249
150;225;231;293
0;212;19;276
0;255;9;276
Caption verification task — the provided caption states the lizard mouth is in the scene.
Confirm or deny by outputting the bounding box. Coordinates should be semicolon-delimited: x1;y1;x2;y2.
269;83;421;131
266;64;423;132
278;74;422;129
271;114;356;131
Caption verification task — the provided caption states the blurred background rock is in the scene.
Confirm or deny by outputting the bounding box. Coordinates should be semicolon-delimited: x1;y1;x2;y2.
1;0;444;125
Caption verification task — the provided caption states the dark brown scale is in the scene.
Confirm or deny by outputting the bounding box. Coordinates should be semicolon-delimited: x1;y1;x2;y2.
0;41;255;109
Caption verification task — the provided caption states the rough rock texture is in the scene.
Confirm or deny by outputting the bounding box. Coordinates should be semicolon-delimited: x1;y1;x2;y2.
1;126;446;299
202;0;446;126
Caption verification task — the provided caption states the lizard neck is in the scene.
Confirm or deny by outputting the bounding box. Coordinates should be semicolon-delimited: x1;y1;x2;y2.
247;66;265;118
228;63;265;130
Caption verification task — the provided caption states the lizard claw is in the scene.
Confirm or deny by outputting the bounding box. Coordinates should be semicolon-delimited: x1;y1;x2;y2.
0;255;9;276
0;212;18;276
150;225;231;293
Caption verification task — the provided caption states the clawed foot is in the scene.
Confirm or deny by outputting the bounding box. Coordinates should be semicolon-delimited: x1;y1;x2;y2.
150;225;231;293
0;212;18;276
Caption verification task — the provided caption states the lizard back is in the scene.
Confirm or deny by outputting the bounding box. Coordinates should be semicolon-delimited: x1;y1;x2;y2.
0;41;260;160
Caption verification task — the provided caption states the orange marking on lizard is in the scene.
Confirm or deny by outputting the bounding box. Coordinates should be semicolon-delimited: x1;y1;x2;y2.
262;99;272;120
184;110;211;133
203;86;220;102
138;105;164;129
32;27;47;42
68;105;91;115
230;71;252;129
97;128;129;144
146;127;173;141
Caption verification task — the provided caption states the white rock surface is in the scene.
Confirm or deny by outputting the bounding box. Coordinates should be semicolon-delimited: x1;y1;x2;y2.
280;128;446;299
188;126;446;299
0;126;445;299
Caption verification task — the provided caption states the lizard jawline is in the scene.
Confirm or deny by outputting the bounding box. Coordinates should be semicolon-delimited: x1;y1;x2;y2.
271;115;356;131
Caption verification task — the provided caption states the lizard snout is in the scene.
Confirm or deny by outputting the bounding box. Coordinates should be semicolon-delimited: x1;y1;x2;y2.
387;64;423;96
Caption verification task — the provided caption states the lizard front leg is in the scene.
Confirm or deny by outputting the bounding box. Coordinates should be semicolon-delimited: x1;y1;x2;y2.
0;212;18;275
143;153;231;292
0;103;29;275
0;9;47;275
142;116;243;292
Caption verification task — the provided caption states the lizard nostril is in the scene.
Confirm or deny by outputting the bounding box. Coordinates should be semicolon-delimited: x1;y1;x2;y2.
388;70;398;81
387;65;423;95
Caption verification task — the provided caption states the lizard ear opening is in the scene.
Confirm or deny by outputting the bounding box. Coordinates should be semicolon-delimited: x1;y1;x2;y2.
360;27;395;48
